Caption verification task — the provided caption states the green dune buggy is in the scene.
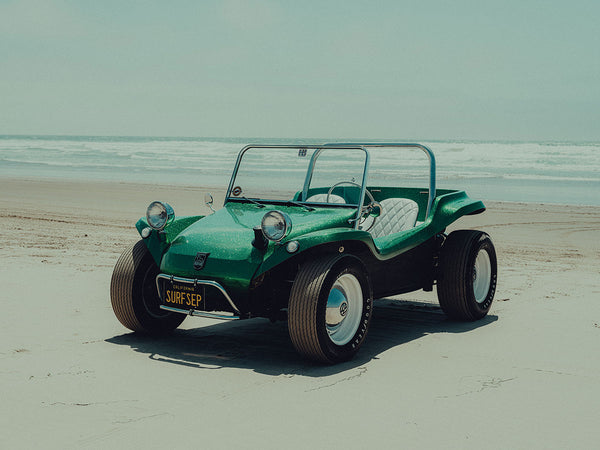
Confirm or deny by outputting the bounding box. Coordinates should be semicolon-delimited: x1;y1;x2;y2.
111;143;497;363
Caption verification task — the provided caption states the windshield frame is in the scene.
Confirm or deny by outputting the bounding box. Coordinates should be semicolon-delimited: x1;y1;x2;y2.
225;145;370;228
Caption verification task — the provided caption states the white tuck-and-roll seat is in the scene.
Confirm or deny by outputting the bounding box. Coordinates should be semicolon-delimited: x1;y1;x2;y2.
306;193;346;204
307;193;419;239
367;198;419;239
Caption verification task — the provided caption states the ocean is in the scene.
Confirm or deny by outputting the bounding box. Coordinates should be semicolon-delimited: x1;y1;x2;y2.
1;135;599;206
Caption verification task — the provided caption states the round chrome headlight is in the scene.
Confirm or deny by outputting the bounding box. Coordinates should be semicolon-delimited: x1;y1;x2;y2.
146;201;174;230
261;210;292;242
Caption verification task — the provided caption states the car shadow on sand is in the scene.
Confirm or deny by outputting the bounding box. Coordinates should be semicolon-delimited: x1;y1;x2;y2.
106;299;497;377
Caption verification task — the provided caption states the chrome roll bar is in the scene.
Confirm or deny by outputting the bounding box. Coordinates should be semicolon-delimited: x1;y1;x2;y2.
225;142;436;224
324;143;436;219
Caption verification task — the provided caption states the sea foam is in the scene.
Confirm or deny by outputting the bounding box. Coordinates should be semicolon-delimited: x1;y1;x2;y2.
1;136;598;206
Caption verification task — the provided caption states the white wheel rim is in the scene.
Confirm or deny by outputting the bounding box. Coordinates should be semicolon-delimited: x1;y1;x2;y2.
326;273;363;346
473;249;492;303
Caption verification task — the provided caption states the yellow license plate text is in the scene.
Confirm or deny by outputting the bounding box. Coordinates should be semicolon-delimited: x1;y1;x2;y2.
165;289;202;308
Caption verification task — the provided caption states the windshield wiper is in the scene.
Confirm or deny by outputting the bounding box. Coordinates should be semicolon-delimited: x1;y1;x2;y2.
241;197;266;208
285;201;314;212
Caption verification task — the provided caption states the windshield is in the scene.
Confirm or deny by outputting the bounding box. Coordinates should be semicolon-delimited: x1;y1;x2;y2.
227;146;368;206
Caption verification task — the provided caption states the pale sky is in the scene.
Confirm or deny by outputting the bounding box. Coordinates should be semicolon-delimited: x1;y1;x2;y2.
1;0;598;140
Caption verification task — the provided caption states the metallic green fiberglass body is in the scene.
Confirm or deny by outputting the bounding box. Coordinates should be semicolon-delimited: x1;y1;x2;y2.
135;188;484;312
112;143;496;363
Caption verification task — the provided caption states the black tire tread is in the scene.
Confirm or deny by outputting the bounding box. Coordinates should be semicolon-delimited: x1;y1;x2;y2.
288;256;343;363
438;230;493;321
110;241;147;332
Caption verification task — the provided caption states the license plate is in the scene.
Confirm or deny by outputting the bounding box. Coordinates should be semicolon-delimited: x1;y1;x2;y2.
162;282;204;309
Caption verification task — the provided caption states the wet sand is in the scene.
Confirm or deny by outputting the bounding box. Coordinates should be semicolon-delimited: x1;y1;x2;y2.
1;178;599;449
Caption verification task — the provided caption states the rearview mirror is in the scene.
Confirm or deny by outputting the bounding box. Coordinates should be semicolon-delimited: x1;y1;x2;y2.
204;193;215;213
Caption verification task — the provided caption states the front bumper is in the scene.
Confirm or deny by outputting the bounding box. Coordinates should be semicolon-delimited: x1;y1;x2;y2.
156;274;242;320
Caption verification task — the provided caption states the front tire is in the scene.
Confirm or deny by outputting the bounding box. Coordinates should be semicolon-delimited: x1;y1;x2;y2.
110;240;185;334
437;230;497;320
288;255;373;363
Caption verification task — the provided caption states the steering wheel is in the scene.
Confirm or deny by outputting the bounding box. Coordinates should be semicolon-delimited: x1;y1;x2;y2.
327;181;382;231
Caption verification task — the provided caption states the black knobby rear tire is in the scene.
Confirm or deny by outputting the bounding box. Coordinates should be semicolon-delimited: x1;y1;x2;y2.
110;240;185;334
288;255;373;364
437;230;497;320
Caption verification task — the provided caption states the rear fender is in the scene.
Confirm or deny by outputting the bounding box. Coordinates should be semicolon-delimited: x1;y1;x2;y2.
373;191;485;255
258;190;485;274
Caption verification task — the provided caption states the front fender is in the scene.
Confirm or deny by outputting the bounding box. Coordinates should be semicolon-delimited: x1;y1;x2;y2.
256;228;373;276
135;215;205;266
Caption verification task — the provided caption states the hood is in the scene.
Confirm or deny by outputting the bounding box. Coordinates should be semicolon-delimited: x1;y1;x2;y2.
159;202;355;294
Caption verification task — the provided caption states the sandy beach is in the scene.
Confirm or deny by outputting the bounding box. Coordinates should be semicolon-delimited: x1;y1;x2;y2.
1;177;599;449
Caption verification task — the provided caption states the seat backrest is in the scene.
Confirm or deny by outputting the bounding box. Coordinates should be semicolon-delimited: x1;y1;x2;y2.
369;198;419;239
306;193;346;204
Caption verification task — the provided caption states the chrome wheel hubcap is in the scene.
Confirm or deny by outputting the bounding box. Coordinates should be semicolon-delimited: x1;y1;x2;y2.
326;273;363;345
